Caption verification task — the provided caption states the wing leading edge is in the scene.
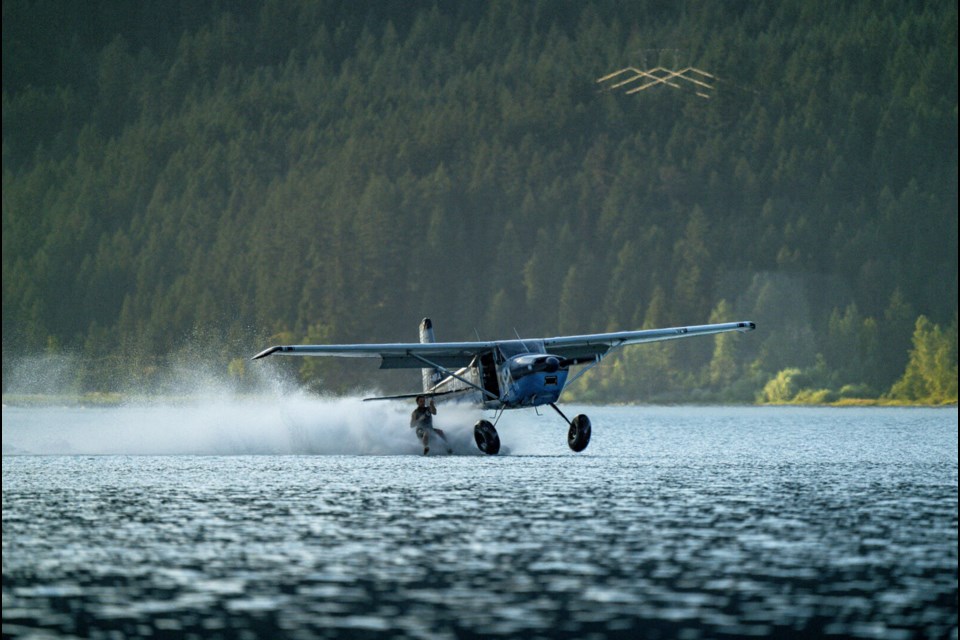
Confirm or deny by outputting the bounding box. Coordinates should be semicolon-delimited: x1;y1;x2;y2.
252;321;755;368
542;321;756;361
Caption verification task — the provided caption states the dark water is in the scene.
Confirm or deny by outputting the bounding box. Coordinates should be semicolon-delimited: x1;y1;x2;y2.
2;404;957;639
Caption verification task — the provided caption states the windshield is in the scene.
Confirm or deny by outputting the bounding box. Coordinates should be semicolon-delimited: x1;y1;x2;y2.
497;340;546;359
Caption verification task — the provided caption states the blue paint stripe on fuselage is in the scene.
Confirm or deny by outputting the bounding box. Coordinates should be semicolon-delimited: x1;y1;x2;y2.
501;369;569;408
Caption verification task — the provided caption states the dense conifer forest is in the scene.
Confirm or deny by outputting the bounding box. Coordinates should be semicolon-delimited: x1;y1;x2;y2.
2;0;957;403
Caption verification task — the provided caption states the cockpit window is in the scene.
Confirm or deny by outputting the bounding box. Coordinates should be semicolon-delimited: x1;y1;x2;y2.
497;340;546;359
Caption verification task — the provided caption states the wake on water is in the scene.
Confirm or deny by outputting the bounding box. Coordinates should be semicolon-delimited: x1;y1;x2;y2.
1;394;494;456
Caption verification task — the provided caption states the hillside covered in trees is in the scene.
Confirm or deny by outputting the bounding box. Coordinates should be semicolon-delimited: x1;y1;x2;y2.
2;0;957;403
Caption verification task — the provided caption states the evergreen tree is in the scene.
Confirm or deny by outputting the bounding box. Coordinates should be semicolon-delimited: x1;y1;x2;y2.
888;316;959;404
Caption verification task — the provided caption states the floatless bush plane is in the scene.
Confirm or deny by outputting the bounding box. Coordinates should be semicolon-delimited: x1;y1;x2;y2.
254;318;756;454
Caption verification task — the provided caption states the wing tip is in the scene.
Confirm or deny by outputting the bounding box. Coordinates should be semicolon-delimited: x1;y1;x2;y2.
738;321;757;331
252;346;282;360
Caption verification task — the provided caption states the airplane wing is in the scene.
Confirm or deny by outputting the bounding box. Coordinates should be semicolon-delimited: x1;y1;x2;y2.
252;340;496;369
252;321;755;368
541;321;756;363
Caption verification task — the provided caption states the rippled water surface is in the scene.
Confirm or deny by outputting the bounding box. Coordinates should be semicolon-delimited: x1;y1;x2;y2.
3;403;957;639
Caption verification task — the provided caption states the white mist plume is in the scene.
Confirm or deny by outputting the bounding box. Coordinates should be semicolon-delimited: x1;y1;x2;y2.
2;342;495;455
2;394;489;456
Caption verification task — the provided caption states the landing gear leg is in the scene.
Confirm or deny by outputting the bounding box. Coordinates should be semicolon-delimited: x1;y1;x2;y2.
550;403;592;453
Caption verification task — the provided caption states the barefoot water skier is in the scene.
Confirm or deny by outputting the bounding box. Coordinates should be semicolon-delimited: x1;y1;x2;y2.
411;396;451;455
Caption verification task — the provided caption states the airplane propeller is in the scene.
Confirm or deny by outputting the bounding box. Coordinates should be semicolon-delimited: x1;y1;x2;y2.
509;354;573;377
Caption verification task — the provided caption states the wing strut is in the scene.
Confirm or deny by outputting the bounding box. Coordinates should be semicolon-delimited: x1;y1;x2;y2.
412;354;499;401
564;349;614;387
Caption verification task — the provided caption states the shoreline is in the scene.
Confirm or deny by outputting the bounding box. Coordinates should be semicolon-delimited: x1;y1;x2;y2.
3;393;956;409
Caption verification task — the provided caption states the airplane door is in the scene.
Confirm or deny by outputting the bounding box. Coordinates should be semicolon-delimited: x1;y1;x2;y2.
479;351;500;399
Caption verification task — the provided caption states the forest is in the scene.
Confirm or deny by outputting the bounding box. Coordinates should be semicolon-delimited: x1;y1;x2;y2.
2;0;957;404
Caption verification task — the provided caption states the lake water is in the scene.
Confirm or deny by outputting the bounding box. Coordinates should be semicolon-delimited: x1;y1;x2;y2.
2;401;957;639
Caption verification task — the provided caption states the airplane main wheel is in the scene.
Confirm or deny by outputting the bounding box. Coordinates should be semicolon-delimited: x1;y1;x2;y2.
474;420;500;455
567;414;592;452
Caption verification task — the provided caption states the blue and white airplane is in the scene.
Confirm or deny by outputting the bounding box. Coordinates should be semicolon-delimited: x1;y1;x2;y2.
253;318;756;454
